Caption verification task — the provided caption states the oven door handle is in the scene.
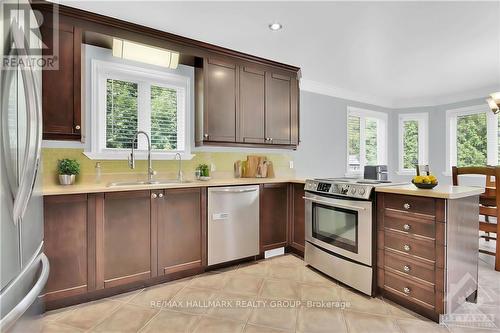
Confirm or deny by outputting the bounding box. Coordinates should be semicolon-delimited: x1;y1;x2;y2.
303;196;366;211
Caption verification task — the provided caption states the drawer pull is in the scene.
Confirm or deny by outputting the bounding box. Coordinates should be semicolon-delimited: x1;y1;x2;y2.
403;203;411;210
151;193;157;199
403;265;411;272
403;287;411;295
403;224;411;231
158;193;164;198
403;244;411;252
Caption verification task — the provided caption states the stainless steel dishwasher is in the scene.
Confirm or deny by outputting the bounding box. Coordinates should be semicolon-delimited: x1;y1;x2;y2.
208;185;260;266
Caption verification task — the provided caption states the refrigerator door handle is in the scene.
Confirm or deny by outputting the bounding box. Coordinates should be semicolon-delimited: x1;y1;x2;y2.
9;22;42;225
0;253;49;332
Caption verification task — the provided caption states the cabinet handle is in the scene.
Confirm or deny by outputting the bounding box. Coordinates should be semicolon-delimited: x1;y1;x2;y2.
403;244;411;252
403;265;411;273
403;287;411;295
75;125;81;130
403;224;411;231
403;203;411;210
158;193;164;198
269;138;273;141
151;193;157;199
204;133;209;139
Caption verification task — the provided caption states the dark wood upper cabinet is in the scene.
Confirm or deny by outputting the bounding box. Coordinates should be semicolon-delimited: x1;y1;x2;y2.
265;73;299;146
203;58;238;142
98;191;152;289
155;188;206;276
198;59;299;149
289;183;305;254
260;183;289;252
40;14;82;140
239;66;265;144
43;194;88;301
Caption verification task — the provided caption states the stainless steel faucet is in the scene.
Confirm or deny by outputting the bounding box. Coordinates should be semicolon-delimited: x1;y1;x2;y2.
175;152;183;182
128;131;156;183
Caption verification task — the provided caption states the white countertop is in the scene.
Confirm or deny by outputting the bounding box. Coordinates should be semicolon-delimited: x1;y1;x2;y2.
375;184;484;199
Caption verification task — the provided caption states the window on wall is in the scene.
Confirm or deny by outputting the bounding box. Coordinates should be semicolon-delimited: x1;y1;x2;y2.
446;105;498;172
346;107;387;175
398;113;429;174
86;60;190;159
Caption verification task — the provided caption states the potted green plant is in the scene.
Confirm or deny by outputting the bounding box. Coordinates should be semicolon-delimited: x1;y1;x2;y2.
57;159;80;185
195;163;210;180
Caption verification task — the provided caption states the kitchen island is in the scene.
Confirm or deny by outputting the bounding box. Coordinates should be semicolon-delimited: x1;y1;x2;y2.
375;184;484;322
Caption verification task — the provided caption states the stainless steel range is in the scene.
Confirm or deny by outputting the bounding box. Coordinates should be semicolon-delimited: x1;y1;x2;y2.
303;177;400;296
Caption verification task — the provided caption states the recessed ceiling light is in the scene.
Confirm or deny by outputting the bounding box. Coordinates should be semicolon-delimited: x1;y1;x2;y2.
268;22;282;31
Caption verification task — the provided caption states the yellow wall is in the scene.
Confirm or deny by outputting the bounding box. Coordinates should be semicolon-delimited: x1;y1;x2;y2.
42;148;293;185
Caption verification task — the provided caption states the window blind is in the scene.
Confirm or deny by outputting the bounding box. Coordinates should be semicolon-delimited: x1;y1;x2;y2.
106;79;138;149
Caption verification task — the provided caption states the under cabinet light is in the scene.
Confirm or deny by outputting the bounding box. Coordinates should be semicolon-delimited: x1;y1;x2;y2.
112;38;179;69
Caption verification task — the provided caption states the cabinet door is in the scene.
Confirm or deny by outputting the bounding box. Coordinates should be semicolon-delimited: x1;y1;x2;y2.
261;183;289;251
156;188;206;275
265;73;297;145
239;66;265;143
40;19;82;140
204;58;238;142
98;191;152;288
43;194;88;301
290;183;305;254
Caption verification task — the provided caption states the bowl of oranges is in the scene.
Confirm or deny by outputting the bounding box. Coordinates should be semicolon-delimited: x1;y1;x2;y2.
412;174;438;189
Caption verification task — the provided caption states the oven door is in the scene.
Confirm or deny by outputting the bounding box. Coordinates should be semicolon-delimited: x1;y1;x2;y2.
304;192;373;266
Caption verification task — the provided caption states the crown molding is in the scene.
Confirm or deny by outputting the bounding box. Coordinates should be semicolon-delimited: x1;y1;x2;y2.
300;79;500;110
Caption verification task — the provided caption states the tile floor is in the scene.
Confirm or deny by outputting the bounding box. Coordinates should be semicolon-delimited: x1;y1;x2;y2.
39;252;500;333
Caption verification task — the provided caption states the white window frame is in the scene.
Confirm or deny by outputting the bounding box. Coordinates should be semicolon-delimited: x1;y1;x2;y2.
85;59;193;160
445;104;497;175
346;106;388;176
397;113;429;175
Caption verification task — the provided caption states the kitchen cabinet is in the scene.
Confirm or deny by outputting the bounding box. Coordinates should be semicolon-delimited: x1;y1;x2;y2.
265;72;299;145
40;14;82;140
289;183;305;255
260;183;289;251
97;191;152;289
377;192;479;322
197;59;300;149
203;58;238;142
154;188;206;275
43;194;88;301
239;66;265;143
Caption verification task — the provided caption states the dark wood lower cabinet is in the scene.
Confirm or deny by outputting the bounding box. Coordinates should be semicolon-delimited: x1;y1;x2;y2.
289;183;305;255
98;191;152;289
155;188;206;275
42;194;89;301
260;183;289;251
42;183;306;309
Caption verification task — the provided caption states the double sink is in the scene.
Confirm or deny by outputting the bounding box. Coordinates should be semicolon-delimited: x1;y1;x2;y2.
108;179;191;187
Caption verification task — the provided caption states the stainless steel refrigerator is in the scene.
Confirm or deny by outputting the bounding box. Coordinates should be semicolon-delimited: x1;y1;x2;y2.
1;0;49;331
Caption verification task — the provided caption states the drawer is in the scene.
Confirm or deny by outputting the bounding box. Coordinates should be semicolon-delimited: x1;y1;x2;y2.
384;194;435;216
384;209;435;239
384;230;435;261
384;250;435;284
384;270;435;308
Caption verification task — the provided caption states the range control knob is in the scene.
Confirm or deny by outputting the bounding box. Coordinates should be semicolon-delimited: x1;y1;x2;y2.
359;188;366;195
350;187;357;194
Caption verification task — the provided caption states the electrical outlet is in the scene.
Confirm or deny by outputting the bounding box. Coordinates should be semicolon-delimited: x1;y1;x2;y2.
210;163;216;172
289;161;294;169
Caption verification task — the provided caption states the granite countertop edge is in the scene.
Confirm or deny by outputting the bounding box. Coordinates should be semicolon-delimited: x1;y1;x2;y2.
375;184;485;199
43;178;306;196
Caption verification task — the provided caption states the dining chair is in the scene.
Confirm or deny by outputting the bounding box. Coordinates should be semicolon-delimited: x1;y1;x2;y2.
452;166;500;271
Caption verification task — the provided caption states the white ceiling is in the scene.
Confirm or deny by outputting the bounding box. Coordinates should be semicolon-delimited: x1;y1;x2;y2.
57;1;500;108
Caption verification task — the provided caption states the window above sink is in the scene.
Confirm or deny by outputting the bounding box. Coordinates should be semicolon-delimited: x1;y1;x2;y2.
83;45;194;160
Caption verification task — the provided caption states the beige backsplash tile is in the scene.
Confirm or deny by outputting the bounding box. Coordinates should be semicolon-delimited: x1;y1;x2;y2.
42;148;295;186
